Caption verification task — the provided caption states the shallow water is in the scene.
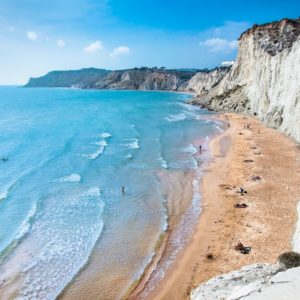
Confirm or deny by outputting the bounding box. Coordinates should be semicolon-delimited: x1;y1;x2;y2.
0;88;220;299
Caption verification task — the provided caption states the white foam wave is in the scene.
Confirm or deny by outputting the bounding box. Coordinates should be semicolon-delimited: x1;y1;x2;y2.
86;146;105;159
0;203;38;264
125;138;140;149
98;132;112;138
83;187;101;198
215;124;224;133
17;188;105;299
158;157;168;169
59;174;81;182
192;179;201;207
84;135;109;159
126;154;133;159
176;102;200;112
95;140;108;146
165;113;186;122
15;203;37;240
191;157;198;170
182;144;198;154
0;190;8;201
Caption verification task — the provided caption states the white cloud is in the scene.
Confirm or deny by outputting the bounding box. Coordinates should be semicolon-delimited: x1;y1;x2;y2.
201;38;237;52
221;60;235;66
83;40;103;53
109;46;130;59
57;39;65;48
27;31;38;41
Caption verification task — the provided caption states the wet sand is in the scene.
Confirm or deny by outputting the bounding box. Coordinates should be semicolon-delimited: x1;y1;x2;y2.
132;112;300;300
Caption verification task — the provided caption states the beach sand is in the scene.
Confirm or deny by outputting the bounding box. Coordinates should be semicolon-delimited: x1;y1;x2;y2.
130;112;300;300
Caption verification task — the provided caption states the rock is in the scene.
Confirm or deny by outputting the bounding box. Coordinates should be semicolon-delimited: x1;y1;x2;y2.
191;264;300;300
191;18;300;143
190;263;280;300
278;252;300;269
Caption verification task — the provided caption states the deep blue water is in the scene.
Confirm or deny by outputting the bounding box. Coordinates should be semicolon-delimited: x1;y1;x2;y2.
0;87;221;299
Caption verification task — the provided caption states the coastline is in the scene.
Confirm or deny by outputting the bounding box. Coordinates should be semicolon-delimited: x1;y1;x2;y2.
130;112;300;300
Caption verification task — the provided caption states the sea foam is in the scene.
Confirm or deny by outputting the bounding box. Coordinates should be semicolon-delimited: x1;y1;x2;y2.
98;132;112;138
0;190;8;201
125;138;140;149
182;144;198;154
165;113;186;122
59;174;81;182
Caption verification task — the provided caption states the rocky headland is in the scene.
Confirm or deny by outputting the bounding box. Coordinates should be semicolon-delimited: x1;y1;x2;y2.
25;67;230;91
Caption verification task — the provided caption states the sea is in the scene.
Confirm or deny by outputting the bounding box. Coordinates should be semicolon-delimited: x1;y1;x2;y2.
0;87;222;299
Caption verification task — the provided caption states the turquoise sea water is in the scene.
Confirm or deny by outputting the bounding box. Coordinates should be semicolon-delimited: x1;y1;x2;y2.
0;87;221;299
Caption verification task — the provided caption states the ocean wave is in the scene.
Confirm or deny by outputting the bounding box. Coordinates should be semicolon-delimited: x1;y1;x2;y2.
98;132;112;138
83;133;110;159
85;146;105;159
176;102;200;112
165;113;186;122
0;202;38;263
192;179;201;207
125;154;133;159
15;203;37;240
94;140;108;146
125;138;140;149
82;187;101;198
214;124;224;133
18;187;105;299
158;157;168;169
59;174;81;182
0;190;8;201
182;144;198;154
191;157;198;170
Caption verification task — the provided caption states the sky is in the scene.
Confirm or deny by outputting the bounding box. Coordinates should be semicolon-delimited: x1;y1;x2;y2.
0;0;299;84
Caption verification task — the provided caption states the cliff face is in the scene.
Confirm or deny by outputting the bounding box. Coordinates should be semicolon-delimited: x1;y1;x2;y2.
25;68;198;91
192;18;300;142
25;68;110;88
24;67;230;92
178;67;230;94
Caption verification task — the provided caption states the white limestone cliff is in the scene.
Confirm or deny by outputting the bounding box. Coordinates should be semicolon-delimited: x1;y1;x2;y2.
179;67;230;93
191;18;300;142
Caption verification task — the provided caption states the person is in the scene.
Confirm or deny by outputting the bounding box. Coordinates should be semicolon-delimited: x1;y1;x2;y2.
122;186;125;195
199;145;202;153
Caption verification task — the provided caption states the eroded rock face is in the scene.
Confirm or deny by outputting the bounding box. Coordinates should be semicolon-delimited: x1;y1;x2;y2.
191;263;281;300
191;263;300;300
178;67;231;94
193;18;300;142
240;18;300;56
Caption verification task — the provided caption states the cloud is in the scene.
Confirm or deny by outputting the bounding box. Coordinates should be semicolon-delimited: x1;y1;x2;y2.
57;39;65;48
221;60;235;66
26;30;38;41
109;46;130;59
83;40;103;53
201;38;237;52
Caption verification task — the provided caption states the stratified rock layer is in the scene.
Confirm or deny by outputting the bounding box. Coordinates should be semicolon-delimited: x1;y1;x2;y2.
192;18;300;142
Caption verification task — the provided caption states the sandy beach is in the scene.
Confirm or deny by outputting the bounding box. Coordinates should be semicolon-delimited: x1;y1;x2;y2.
130;112;300;300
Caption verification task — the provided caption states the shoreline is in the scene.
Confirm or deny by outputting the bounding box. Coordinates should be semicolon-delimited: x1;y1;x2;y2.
127;115;224;299
130;112;300;300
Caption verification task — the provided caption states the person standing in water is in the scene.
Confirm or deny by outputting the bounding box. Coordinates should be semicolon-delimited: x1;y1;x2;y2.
122;186;125;195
